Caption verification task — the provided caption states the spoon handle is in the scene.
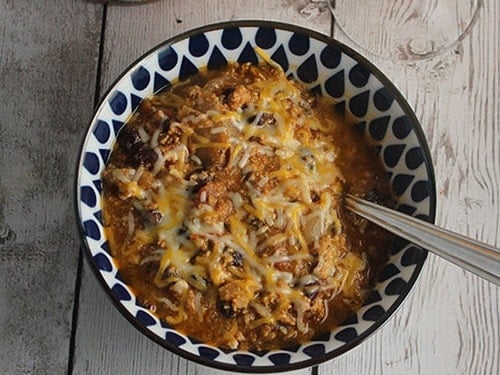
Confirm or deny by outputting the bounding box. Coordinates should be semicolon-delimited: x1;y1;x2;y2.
345;195;500;286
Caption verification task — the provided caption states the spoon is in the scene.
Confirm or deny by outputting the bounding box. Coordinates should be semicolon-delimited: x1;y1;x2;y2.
345;195;500;286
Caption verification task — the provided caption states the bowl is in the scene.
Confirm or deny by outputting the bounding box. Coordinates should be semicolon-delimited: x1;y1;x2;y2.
76;20;436;372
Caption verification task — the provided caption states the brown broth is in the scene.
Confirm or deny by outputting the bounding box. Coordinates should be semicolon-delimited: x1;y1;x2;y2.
101;63;393;350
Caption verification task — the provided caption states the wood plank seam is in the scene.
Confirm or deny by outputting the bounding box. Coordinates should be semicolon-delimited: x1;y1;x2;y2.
67;4;108;375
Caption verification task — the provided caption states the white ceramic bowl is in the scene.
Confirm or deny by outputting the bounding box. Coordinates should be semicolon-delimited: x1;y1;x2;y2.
76;21;436;372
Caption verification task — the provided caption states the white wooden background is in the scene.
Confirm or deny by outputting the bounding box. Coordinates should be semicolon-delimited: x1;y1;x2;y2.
0;0;498;374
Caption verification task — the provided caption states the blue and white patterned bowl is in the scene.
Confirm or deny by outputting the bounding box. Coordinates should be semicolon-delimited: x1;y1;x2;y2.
76;21;436;372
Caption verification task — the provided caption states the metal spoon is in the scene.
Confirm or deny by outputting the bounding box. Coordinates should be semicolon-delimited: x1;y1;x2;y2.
345;194;500;286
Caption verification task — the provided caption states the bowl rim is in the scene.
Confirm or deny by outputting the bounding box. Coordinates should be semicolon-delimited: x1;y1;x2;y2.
74;19;437;373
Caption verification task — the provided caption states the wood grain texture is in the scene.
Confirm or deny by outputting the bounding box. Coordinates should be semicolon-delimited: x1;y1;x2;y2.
319;0;499;374
71;0;499;374
0;0;102;373
72;1;330;374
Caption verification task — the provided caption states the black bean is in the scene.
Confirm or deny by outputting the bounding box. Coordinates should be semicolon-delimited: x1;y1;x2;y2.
145;210;163;225
304;288;319;300
364;187;392;205
302;277;320;299
231;251;243;267
242;171;253;182
221;87;235;105
160;117;171;132
257;113;276;126
192;180;207;194
129;147;158;170
311;191;320;202
117;127;143;152
216;300;235;318
249;218;263;230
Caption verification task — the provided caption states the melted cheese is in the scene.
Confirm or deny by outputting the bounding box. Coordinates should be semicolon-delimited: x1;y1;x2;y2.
108;63;371;337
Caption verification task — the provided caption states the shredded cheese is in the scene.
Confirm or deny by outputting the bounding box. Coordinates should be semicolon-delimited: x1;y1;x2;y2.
103;62;378;346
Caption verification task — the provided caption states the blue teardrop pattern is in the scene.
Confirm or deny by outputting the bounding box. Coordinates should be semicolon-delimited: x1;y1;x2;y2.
93;210;103;226
84;219;100;240
237;42;259;65
198;346;220;360
362;305;386;321
324;70;344;98
334;327;358;343
333;101;346;117
165;331;187;346
179;56;199;80
83;152;99;175
115;270;126;283
303;343;326;357
221;27;243;50
207;45;228;70
296;54;318;83
401;246;423;266
111;120;124;136
154;72;170;93
93;120;110;143
111;283;132;301
80;186;96;207
93;179;102;193
349;63;370;87
268;353;291;366
392;115;412;139
385;277;407;296
383;144;405;167
109;91;127;115
131;66;150;91
390;237;410;255
392;174;414;196
158;46;178;71
378;263;401;282
271;45;289;72
288;33;309;56
233;354;255;366
373;87;394;111
320;45;342;68
255;27;277;49
94;253;112;272
136;310;156;326
100;241;111;255
189;33;210;57
349;90;370;118
369;116;390;140
397;204;417;215
363;290;382;306
130;93;142;113
405;147;424;170
340;313;358;325
411;180;430;202
310;84;322;97
98;149;110;164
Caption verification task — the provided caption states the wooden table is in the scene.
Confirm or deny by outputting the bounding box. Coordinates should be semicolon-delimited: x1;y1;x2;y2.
0;0;498;374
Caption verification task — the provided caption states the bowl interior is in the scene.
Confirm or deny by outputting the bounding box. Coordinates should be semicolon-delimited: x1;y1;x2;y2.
76;21;435;372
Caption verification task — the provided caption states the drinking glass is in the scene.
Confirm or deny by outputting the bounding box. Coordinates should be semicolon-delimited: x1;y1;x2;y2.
328;0;482;60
